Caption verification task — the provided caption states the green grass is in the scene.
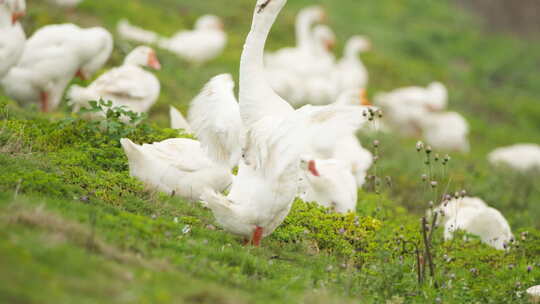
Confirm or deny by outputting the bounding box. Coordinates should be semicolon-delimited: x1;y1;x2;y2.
1;0;539;302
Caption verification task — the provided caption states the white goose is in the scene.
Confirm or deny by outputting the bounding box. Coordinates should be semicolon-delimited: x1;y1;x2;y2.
169;106;192;132
159;15;226;65
0;0;25;79
375;82;448;136
333;35;371;93
200;0;369;246
265;5;326;74
297;25;338;106
298;157;358;213
117;19;160;45
488;144;540;172
188;73;245;169
419;111;470;153
310;89;374;187
120;138;232;201
1;24;112;112
118;15;226;65
437;197;513;250
68;46;161;120
267;24;336;106
25;24;113;80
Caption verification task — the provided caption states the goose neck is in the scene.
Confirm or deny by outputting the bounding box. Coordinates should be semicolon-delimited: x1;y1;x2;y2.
239;1;285;96
296;11;316;49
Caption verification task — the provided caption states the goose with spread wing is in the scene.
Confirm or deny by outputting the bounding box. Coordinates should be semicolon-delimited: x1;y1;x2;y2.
200;0;370;246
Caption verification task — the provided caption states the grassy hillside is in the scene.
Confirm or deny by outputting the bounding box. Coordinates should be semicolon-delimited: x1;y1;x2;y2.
0;0;539;303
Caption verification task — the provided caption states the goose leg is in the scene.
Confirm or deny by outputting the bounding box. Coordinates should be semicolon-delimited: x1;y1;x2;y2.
251;226;263;247
40;91;49;113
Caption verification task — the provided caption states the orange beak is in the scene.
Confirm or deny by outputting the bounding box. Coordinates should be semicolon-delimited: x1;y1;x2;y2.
75;69;86;80
325;39;336;51
308;160;320;177
360;89;371;106
147;51;161;70
11;11;25;25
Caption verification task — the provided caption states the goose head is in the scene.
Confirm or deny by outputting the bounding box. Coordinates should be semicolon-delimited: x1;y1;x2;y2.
124;46;161;70
313;24;336;51
300;155;320;177
255;0;287;15
195;14;224;31
345;35;371;56
4;0;26;24
298;5;326;24
426;81;448;111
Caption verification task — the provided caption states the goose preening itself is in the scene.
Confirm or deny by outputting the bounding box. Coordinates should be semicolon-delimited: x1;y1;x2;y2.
298;157;358;213
437;197;513;250
200;0;370;246
120;138;232;201
68;46;161;120
118;15;226;65
311;89;374;187
1;23;112;112
0;0;26;79
488;144;540;172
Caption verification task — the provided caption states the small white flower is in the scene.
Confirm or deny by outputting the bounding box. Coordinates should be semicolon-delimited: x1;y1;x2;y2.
182;225;191;234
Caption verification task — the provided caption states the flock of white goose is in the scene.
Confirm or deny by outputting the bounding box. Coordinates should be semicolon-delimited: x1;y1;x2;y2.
1;0;540;248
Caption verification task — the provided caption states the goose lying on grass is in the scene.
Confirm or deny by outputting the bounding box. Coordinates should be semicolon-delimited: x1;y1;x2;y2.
0;0;26;79
419;111;470;153
121;138;232;201
2;23;112;112
200;0;370;247
375;82;448;136
69;46;161;121
437;197;513;250
488;144;540;172
118;15;226;65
